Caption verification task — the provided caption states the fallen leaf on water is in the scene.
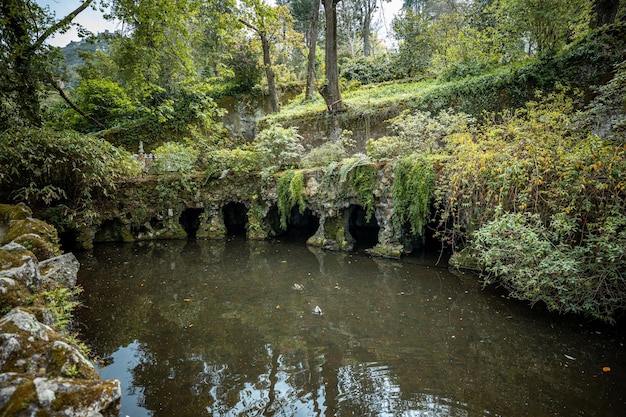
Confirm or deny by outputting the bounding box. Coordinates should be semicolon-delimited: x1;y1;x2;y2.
276;305;281;309
602;367;611;372
183;298;192;302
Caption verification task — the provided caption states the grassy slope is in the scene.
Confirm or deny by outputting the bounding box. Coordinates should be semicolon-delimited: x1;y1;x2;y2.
260;22;626;132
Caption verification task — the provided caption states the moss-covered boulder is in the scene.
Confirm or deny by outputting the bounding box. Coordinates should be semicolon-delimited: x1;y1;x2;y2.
0;203;32;222
2;218;60;249
0;308;121;416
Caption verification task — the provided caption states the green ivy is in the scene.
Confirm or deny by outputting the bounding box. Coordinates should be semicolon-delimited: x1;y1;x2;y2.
348;164;377;221
392;155;435;236
277;170;307;229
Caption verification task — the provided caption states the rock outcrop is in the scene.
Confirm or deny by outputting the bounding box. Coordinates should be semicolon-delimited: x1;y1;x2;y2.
0;204;121;416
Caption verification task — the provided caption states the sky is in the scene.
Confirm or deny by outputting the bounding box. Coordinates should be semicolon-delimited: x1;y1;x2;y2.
37;0;403;48
35;0;120;47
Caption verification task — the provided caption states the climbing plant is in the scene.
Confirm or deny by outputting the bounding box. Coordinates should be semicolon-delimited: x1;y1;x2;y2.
277;169;306;229
392;155;436;236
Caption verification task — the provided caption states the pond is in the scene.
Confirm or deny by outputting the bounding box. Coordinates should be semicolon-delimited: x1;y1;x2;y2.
75;238;625;417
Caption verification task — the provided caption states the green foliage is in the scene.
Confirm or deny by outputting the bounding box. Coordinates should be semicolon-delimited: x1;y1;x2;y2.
203;148;263;179
340;54;402;84
576;60;626;144
253;123;305;171
276;169;307;229
473;212;626;322
276;170;295;229
437;86;626;321
367;109;473;159
301;141;348;168
98;83;227;151
152;142;200;174
57;78;136;133
0;128;141;212
224;39;263;91
37;286;83;331
301;132;355;168
392;155;436;236
392;10;433;78
348;164;377;222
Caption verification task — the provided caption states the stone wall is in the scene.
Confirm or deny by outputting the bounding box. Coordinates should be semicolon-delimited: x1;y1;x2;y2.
0;203;121;416
77;162;427;259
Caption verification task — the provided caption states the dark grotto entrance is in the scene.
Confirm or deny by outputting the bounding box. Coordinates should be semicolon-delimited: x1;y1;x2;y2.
222;202;248;237
348;204;380;249
179;208;204;238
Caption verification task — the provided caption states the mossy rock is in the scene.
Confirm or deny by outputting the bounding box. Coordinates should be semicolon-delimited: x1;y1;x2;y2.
367;243;404;259
448;247;484;272
2;218;59;247
12;233;61;261
0;203;32;222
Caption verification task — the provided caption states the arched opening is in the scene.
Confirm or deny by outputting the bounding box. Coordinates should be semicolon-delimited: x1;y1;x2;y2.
287;207;319;239
94;218;125;242
348;205;380;249
58;229;79;251
265;205;319;240
222;202;248;237
179;208;204;238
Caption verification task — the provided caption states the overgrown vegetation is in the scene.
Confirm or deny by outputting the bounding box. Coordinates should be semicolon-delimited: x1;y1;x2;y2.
393;155;436;236
435;86;626;322
0;128;141;228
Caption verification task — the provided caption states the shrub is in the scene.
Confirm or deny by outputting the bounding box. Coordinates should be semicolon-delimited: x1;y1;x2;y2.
437;87;626;321
367;109;473;160
203;148;263;179
254;124;305;171
0;128;141;211
473;212;626;322
152;142;199;174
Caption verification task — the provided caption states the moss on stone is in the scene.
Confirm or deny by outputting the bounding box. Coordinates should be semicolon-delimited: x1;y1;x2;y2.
2;219;59;247
12;234;61;261
0;203;32;222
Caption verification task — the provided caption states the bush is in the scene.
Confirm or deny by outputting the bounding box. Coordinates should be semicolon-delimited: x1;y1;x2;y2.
437;87;626;321
0;128;141;210
253;124;305;171
203;148;263;179
367;109;473;159
473;212;626;322
152;142;199;174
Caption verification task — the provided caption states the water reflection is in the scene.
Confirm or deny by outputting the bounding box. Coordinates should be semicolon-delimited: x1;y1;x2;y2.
75;239;626;417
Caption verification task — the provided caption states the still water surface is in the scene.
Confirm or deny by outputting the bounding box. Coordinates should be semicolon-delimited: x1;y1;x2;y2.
75;239;625;417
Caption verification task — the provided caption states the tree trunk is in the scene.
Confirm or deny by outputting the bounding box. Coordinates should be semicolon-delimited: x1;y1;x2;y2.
591;0;620;28
305;0;321;101
260;32;279;113
321;0;343;113
362;0;374;58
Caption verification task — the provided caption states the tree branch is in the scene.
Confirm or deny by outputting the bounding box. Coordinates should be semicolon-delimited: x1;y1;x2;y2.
33;0;95;51
50;79;105;129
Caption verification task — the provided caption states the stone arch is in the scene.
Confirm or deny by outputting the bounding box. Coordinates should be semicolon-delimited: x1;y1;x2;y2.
179;208;204;238
348;204;380;249
286;206;320;239
265;204;320;240
94;218;126;242
223;202;248;237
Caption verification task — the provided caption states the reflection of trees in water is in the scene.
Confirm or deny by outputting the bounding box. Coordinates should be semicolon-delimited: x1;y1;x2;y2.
75;240;626;417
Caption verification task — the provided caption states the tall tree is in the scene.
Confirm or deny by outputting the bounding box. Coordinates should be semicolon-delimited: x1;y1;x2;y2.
591;0;620;28
107;0;200;99
321;0;343;112
0;0;95;127
239;0;301;113
305;0;321;100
